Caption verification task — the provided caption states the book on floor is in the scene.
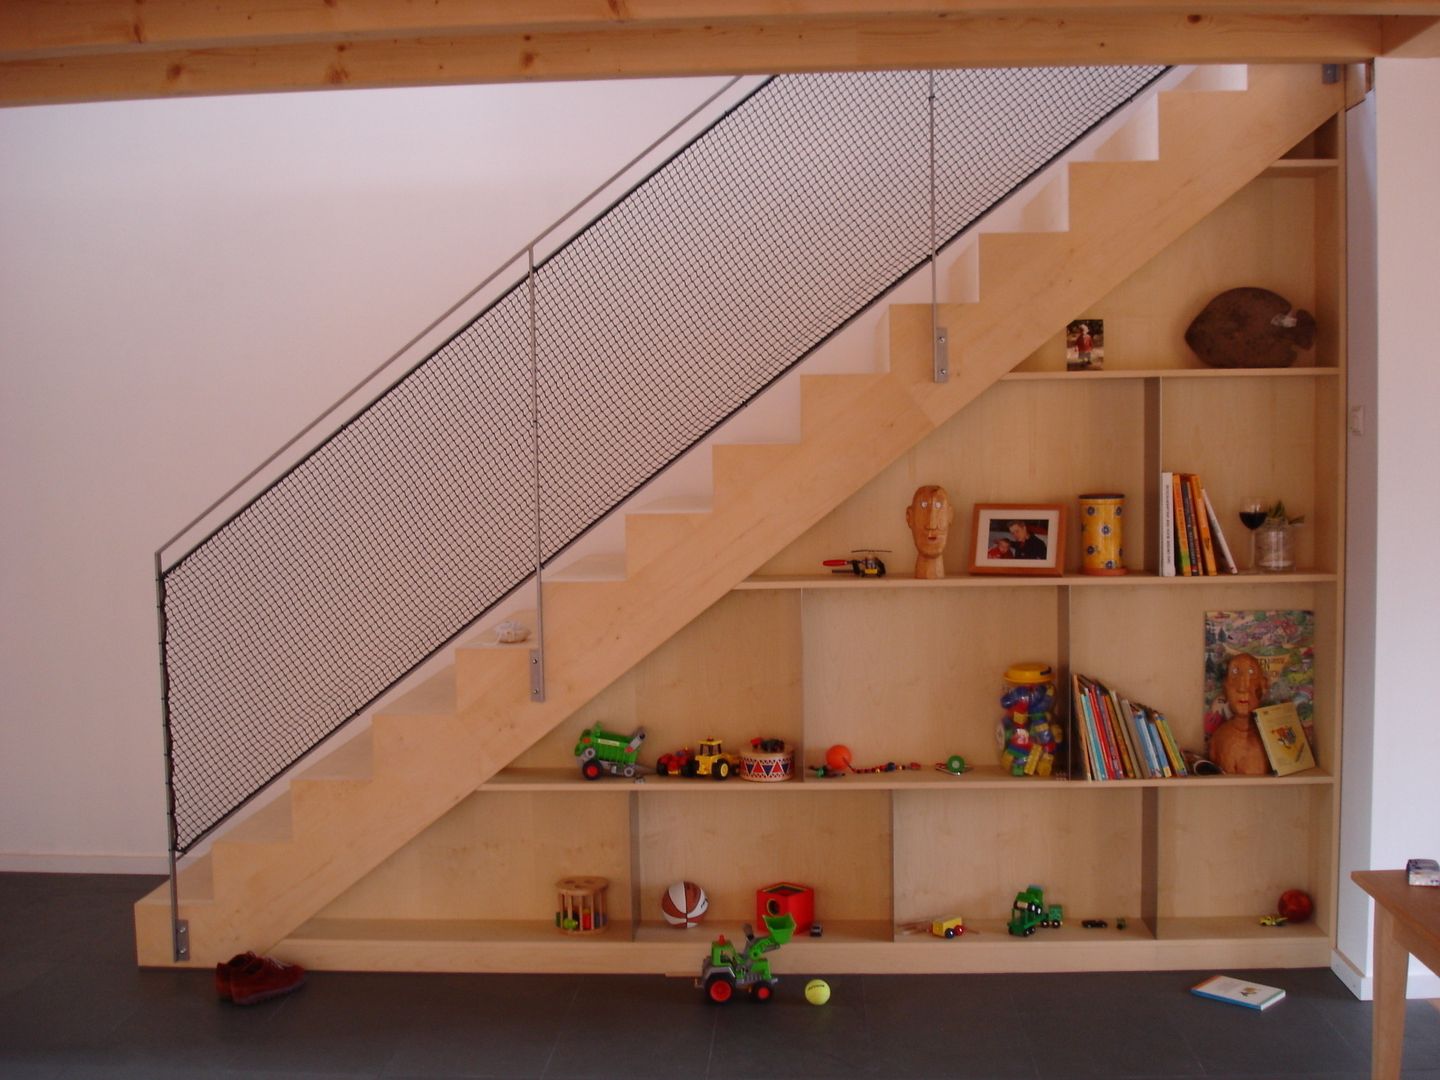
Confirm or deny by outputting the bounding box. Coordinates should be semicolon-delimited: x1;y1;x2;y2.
1190;974;1286;1010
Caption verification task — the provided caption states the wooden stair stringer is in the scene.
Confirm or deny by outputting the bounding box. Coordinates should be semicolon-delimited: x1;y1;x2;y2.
134;64;1344;969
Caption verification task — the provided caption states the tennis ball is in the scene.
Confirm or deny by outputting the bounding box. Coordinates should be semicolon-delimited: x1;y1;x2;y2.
804;978;831;1005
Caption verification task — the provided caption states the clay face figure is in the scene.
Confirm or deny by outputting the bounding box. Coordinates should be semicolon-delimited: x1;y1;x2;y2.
906;484;954;579
1208;652;1271;775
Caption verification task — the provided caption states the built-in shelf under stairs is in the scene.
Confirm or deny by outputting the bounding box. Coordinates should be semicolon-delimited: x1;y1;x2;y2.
135;64;1344;971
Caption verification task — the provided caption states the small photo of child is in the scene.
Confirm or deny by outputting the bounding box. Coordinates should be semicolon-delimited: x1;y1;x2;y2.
1066;319;1104;371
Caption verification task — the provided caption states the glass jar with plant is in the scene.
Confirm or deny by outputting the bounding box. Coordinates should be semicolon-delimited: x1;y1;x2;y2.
1255;500;1304;573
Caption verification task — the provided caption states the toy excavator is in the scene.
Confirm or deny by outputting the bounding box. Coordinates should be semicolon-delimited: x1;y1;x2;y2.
696;913;796;1003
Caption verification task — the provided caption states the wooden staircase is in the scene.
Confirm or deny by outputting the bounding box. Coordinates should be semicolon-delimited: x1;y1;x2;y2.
135;64;1343;969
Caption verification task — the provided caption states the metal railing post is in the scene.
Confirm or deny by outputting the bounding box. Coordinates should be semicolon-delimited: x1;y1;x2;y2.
527;247;546;704
929;70;950;384
155;553;188;960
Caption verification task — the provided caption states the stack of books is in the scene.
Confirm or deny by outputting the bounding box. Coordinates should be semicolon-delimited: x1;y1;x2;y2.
1072;673;1188;780
1160;472;1238;576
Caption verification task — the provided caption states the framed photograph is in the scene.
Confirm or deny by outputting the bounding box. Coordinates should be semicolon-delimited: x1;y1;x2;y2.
969;504;1065;575
1066;318;1104;371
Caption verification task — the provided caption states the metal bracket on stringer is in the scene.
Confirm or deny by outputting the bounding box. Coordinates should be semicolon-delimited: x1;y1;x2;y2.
173;917;190;961
1322;64;1339;84
934;324;950;383
529;646;546;703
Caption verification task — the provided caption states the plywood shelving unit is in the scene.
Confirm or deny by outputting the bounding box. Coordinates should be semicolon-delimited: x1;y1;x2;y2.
283;116;1347;977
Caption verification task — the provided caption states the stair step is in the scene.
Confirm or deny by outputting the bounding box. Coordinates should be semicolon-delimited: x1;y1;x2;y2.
710;442;800;506
799;373;892;440
625;507;710;577
216;792;294;846
547;553;626;582
379;668;457;716
629;495;713;515
296;729;374;782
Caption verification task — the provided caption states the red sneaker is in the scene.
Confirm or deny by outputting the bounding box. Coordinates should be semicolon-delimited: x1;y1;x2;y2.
226;954;307;1005
214;952;261;999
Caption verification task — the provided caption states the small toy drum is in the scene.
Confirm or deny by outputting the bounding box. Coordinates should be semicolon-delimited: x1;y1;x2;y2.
740;746;794;782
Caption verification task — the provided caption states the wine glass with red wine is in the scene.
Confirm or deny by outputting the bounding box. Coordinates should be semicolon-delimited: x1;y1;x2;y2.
1238;496;1267;572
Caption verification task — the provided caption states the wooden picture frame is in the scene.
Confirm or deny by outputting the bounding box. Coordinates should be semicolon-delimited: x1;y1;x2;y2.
969;504;1065;576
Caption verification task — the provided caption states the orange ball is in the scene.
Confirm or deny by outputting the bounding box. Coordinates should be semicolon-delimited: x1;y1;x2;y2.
825;744;853;772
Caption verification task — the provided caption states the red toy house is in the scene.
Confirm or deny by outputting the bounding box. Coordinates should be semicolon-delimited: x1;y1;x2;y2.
756;881;814;933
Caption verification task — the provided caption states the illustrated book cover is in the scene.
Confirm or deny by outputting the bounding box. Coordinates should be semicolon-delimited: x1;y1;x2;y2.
1254;701;1317;775
1191;975;1286;1011
1204;610;1316;752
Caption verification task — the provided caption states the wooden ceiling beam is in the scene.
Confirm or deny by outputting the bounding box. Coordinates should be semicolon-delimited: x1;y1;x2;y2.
0;6;1408;107
2;2;1439;59
1380;13;1440;50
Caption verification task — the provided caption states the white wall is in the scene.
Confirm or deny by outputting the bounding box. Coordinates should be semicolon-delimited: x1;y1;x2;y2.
0;77;726;869
1334;57;1440;1000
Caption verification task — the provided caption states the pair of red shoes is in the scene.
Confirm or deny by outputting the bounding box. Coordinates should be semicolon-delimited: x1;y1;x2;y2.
214;951;306;1005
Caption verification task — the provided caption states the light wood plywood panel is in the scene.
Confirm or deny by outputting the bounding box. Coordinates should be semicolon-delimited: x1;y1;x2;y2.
803;587;1060;767
509;589;803;768
893;788;1144;924
1068;581;1330;754
761;378;1147;578
1017;175;1324;373
635;791;891;924
316;791;633;922
1157;784;1330;920
1161;376;1324;569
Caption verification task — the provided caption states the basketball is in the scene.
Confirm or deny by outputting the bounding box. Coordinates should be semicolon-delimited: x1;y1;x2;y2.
805;978;831;1005
661;881;709;928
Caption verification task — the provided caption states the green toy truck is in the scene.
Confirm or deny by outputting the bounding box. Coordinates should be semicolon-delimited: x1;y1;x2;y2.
574;724;646;780
1009;885;1046;936
1007;885;1064;935
696;913;796;1003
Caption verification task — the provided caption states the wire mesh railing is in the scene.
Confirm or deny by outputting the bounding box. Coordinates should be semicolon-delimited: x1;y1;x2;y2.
158;64;1166;859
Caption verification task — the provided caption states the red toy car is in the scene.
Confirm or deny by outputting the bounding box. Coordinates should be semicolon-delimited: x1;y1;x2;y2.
655;748;695;777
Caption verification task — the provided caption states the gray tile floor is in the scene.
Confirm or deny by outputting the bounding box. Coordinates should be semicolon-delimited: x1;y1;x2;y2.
2;873;1438;1079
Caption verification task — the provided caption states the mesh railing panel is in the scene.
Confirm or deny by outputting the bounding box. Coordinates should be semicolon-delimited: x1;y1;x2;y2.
162;65;1165;852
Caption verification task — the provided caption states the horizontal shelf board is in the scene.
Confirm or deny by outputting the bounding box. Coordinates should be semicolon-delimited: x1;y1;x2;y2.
1002;366;1339;382
895;916;1153;943
636;918;891;946
482;765;1334;792
736;570;1338;590
292;917;637;945
1064;769;1335;788
280;915;1333;974
1154;916;1330;943
1263;158;1340;177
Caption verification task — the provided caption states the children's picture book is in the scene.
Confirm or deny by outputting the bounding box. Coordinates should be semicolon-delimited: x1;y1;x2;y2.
1066;318;1104;371
1204;610;1316;750
1190;974;1286;1010
1254;701;1317;775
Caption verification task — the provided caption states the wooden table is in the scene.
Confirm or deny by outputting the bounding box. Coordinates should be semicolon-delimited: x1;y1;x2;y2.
1352;869;1440;1080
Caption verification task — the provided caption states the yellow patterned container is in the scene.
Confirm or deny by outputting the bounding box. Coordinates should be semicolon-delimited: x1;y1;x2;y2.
1078;493;1126;575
